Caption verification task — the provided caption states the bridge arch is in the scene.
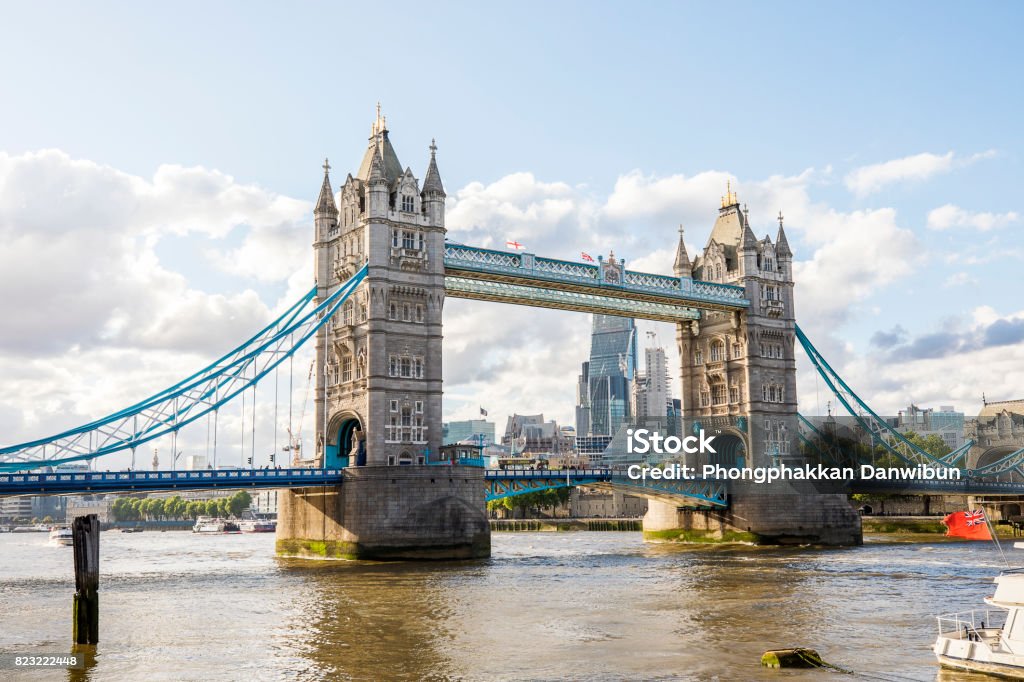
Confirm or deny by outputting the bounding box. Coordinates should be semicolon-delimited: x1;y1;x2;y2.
326;411;365;467
969;445;1024;482
708;429;747;470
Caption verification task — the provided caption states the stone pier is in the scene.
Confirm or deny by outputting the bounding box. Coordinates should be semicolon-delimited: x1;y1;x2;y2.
643;484;862;546
276;466;490;560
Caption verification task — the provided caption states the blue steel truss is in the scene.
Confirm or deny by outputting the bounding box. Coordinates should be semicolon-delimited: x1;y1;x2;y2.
794;325;1024;480
0;467;343;496
0;266;368;473
444;276;702;323
443;244;749;315
484;469;728;507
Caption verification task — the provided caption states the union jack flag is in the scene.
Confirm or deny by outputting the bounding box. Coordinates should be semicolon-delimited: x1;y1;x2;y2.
965;510;986;526
581;252;595;262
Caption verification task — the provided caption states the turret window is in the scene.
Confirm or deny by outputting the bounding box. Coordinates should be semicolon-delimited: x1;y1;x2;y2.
401;194;415;212
403;231;416;249
712;385;727;405
710;341;724;362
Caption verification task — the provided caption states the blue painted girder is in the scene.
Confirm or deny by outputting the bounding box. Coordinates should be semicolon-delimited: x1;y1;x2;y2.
0;467;344;497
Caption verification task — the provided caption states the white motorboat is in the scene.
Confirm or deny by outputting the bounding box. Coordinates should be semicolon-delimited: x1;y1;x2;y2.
192;516;241;534
49;526;73;546
934;543;1024;676
193;516;224;533
238;519;276;533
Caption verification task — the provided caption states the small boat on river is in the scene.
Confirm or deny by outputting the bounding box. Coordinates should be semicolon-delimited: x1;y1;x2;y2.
934;542;1024;676
49;526;73;546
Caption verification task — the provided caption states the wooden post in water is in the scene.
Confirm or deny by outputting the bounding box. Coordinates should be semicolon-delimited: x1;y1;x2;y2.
72;514;99;645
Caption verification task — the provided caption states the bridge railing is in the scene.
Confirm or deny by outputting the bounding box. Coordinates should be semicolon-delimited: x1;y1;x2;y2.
0;467;344;495
443;244;748;307
484;468;611;478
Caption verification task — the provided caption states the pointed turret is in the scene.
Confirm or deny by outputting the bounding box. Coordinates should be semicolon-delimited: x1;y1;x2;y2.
422;139;446;197
357;103;404;185
315;159;338;217
740;217;758;250
368;145;387;185
775;210;792;258
366;144;389;218
422;139;446;227
673;225;691;278
314;159;339;242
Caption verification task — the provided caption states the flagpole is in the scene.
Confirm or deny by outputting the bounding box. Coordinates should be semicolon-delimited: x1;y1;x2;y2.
983;506;1010;568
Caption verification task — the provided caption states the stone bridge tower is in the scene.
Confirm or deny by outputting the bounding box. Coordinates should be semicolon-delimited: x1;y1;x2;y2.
312;107;446;468
277;108;489;560
644;186;862;545
674;185;797;470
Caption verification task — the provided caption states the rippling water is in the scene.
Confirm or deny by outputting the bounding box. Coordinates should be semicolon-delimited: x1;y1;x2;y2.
0;531;1008;681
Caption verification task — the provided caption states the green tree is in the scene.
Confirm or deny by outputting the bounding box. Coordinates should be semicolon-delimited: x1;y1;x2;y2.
150;499;165;520
42;515;54;524
228;491;251;517
903;431;952;459
164;496;183;519
204;500;218;517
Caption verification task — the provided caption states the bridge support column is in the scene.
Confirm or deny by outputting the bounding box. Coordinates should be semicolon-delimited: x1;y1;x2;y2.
276;466;490;560
643;484;862;546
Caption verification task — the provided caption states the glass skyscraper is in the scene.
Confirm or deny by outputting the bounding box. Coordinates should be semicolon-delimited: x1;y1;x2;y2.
583;315;638;436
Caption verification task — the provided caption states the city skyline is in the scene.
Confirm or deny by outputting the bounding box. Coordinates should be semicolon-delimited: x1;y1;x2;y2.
1;3;1022;466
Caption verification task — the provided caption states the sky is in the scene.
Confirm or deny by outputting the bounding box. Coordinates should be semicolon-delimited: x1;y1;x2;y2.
1;2;1022;468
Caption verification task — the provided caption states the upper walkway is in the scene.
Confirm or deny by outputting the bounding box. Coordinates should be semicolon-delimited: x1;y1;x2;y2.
443;244;749;322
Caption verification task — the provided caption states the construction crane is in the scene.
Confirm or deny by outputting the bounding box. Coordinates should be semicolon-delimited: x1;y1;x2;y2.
283;359;315;466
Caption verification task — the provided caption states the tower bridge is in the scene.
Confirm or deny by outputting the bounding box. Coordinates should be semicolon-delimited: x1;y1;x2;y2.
5;108;1022;557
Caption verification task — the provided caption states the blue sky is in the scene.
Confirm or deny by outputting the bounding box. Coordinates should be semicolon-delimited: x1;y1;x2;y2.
0;2;1022;465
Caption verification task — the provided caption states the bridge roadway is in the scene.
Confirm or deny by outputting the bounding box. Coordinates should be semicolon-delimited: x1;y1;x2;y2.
5;466;1022;503
0;466;729;507
849;478;1024;496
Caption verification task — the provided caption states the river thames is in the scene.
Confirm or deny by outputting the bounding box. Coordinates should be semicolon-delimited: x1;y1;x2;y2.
0;531;1005;681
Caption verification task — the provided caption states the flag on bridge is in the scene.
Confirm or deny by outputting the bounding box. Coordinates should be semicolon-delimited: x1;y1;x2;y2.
581;252;595;262
942;510;992;540
506;240;525;250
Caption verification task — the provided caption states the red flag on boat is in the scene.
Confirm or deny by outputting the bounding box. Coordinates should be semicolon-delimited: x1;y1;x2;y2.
581;252;595;262
942;510;992;540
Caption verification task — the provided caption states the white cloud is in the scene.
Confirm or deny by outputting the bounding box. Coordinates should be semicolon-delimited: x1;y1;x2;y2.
843;150;996;197
0;149;313;357
0;149;319;454
814;307;1024;415
0;147;1009;461
927;203;1020;231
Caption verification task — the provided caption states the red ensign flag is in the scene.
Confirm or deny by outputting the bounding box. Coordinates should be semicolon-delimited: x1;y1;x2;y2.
942;510;992;540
